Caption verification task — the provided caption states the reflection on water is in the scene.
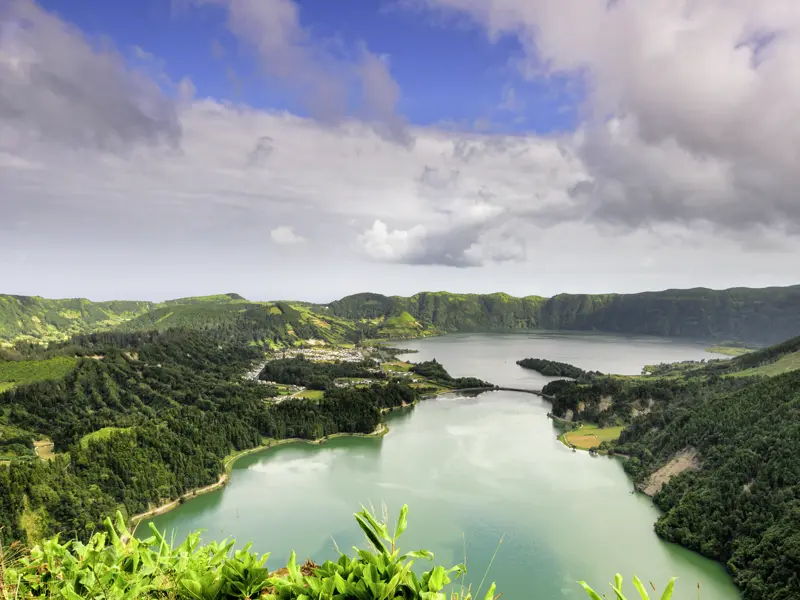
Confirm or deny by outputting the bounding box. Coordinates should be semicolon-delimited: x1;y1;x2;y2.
144;333;738;600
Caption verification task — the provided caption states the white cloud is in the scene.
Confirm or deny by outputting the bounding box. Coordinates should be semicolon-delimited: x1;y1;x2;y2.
186;0;409;143
359;220;428;262
1;0;800;301
413;0;800;232
0;0;181;152
270;225;305;245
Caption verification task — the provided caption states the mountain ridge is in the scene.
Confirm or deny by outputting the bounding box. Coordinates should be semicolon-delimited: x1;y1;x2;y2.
3;283;800;345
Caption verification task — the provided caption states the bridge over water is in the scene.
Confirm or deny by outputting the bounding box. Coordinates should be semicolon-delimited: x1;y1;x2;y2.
454;386;555;401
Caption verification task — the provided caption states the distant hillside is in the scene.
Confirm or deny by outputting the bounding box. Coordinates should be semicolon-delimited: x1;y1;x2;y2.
701;335;800;377
158;293;247;306
323;286;800;345
0;295;153;342
117;301;361;347
5;284;800;345
322;291;546;339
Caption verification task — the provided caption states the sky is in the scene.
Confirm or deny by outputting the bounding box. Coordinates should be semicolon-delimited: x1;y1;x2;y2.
1;0;799;303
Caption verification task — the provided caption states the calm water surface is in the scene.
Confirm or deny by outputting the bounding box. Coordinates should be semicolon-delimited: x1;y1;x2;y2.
145;332;739;599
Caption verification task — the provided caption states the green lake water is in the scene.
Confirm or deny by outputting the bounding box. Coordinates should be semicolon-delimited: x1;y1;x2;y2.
143;332;740;599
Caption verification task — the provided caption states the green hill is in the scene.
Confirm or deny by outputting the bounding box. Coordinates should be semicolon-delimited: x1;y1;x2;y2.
5;284;800;346
158;292;247;306
324;285;800;345
117;301;361;348
615;368;800;599
528;334;800;599
0;295;153;343
0;295;359;347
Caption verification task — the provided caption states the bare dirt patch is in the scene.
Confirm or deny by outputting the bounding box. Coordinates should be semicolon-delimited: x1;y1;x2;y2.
33;439;56;461
640;448;700;496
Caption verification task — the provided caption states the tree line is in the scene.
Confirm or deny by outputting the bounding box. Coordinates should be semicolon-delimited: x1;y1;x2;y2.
258;356;386;389
409;359;489;389
0;329;422;545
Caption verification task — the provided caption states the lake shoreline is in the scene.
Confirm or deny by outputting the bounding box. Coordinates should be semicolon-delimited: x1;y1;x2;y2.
131;423;389;525
132;384;469;526
132;384;474;526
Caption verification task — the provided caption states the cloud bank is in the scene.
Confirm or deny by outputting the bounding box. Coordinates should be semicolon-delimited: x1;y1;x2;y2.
413;0;800;235
0;0;181;152
1;0;799;301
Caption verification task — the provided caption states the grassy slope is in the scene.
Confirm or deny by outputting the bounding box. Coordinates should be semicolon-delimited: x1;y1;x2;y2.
0;295;153;342
294;389;325;400
563;424;623;450
706;345;753;356
157;293;247;306
713;335;800;377
377;311;424;338
80;427;133;448
117;302;252;332
0;356;78;389
730;351;800;377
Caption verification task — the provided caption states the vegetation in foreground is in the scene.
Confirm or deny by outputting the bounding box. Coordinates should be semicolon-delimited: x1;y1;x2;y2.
3;505;498;600
1;502;681;600
0;327;473;546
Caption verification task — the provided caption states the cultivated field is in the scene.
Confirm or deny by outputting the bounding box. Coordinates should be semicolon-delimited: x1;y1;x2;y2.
563;424;623;450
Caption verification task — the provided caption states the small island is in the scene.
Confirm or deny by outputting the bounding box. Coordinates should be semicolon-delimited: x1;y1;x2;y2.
516;357;597;379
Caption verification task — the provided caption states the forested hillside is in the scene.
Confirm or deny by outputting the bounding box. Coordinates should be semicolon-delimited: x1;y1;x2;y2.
0;326;449;545
522;335;800;600
0;295;153;342
99;302;363;348
5;284;800;345
324;285;800;344
615;370;800;600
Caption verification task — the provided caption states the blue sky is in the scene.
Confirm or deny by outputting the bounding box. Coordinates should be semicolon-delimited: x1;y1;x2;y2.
37;0;579;134
3;0;797;301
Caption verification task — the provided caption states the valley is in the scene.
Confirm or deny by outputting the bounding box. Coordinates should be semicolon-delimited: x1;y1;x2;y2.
1;291;799;599
5;283;800;348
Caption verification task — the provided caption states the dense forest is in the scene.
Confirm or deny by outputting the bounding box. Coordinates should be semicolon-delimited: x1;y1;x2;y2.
324;286;800;345
516;357;595;379
0;329;423;545
258;356;386;389
613;369;800;600
528;336;800;599
6;284;800;346
409;359;489;389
